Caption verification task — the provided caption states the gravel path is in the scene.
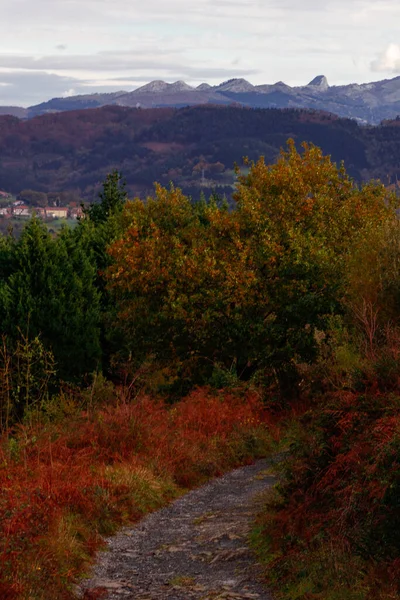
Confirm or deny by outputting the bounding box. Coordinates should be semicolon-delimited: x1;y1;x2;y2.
78;460;275;600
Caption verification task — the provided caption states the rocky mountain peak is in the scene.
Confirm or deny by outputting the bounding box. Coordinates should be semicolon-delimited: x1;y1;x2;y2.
214;78;255;93
168;81;195;92
307;75;329;91
197;83;212;91
134;80;170;94
272;81;292;90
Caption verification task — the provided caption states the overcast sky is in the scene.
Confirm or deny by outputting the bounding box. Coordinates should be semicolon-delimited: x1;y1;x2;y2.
1;0;400;106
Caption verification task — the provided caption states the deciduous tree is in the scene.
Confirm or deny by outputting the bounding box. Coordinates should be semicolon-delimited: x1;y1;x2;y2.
107;142;397;392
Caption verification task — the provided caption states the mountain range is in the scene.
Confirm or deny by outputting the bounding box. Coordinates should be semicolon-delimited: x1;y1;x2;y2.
3;75;400;124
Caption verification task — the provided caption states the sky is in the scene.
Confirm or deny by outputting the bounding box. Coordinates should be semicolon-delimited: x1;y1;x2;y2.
1;0;400;106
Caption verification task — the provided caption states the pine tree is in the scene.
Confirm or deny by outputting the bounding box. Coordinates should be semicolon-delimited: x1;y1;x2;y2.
3;218;101;381
84;170;127;225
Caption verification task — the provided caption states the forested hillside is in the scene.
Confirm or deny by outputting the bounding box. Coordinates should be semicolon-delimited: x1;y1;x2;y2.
1;144;400;598
2;105;400;203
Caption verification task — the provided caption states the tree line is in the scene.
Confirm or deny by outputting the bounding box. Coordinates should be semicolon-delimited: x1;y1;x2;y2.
1;141;400;598
0;142;396;426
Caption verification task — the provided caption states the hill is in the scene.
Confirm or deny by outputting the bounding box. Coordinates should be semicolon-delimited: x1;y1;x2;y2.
1;105;400;202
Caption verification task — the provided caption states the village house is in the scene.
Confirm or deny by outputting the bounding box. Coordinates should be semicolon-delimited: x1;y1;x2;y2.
0;198;82;221
12;205;31;217
70;207;83;219
45;206;68;219
33;207;47;218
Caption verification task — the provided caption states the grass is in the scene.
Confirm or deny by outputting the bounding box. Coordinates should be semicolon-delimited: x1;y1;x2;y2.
0;387;275;599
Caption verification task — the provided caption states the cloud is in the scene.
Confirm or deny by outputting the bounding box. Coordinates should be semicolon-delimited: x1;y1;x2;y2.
371;44;400;73
1;0;400;104
0;71;89;106
0;51;183;73
0;61;260;106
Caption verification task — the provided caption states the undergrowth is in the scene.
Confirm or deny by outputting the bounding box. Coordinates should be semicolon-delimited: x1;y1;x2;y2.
0;387;274;599
252;386;400;600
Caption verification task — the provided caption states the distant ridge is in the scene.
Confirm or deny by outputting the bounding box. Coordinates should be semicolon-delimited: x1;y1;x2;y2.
4;75;400;124
1;103;400;203
0;106;28;118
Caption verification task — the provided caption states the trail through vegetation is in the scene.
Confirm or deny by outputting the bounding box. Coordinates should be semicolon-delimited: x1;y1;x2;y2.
0;389;273;599
2;140;400;599
78;459;275;600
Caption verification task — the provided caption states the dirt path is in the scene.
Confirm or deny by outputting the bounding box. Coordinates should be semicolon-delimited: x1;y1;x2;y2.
78;459;275;600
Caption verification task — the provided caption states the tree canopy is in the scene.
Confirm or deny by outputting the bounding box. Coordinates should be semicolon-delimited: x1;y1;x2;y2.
107;142;397;390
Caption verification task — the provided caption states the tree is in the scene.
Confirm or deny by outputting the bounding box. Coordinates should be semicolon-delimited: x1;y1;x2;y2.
76;171;129;375
232;141;396;389
106;143;397;393
0;233;13;327
106;184;269;385
344;218;400;359
18;189;47;206
84;170;127;225
1;218;101;381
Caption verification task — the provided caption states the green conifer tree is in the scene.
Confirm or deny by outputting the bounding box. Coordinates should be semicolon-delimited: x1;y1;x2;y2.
3;218;101;380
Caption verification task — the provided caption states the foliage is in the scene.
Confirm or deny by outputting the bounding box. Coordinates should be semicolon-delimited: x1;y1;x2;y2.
1;141;400;600
107;142;395;394
107;184;260;386
344;218;400;361
0;218;101;384
0;333;55;428
76;171;128;374
251;215;400;600
253;387;400;600
0;104;397;202
0;170;128;422
83;170;127;225
0;387;272;599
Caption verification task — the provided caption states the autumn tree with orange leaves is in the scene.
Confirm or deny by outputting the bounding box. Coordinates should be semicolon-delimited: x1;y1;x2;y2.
107;141;396;393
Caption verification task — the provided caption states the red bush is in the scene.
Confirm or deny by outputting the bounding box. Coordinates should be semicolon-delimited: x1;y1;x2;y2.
0;388;272;598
